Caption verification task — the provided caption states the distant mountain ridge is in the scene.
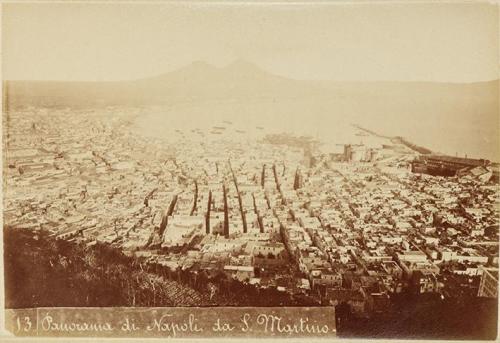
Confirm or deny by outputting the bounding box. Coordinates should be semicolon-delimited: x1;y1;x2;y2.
4;60;498;108
3;60;499;160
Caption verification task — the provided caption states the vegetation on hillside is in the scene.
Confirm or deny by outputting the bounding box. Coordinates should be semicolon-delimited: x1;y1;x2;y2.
4;227;316;308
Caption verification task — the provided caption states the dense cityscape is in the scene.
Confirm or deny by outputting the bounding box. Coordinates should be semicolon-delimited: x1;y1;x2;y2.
3;105;498;320
2;0;499;339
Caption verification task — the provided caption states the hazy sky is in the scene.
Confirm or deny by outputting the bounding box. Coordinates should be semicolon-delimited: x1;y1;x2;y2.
2;1;499;82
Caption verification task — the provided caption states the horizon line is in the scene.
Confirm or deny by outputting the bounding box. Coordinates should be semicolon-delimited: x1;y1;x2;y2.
3;59;499;84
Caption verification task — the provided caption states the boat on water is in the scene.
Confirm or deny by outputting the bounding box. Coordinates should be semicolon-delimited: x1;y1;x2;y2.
223;120;233;125
213;126;226;130
256;126;264;130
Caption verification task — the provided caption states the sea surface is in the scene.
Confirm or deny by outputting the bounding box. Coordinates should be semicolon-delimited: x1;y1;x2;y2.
133;101;499;161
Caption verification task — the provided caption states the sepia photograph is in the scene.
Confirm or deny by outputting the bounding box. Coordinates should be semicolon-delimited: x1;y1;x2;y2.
1;0;499;340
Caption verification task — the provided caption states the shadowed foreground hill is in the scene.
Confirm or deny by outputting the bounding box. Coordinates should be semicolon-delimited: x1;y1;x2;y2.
3;227;211;308
3;227;317;308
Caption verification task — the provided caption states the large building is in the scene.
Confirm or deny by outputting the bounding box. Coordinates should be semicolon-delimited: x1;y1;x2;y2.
343;144;373;163
478;267;498;298
411;155;490;177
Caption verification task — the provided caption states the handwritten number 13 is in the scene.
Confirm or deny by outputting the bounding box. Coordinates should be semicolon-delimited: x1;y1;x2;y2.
15;316;32;332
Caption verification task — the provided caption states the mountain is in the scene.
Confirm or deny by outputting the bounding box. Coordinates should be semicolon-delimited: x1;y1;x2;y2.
3;60;498;110
131;60;303;103
3;60;300;108
3;61;499;160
